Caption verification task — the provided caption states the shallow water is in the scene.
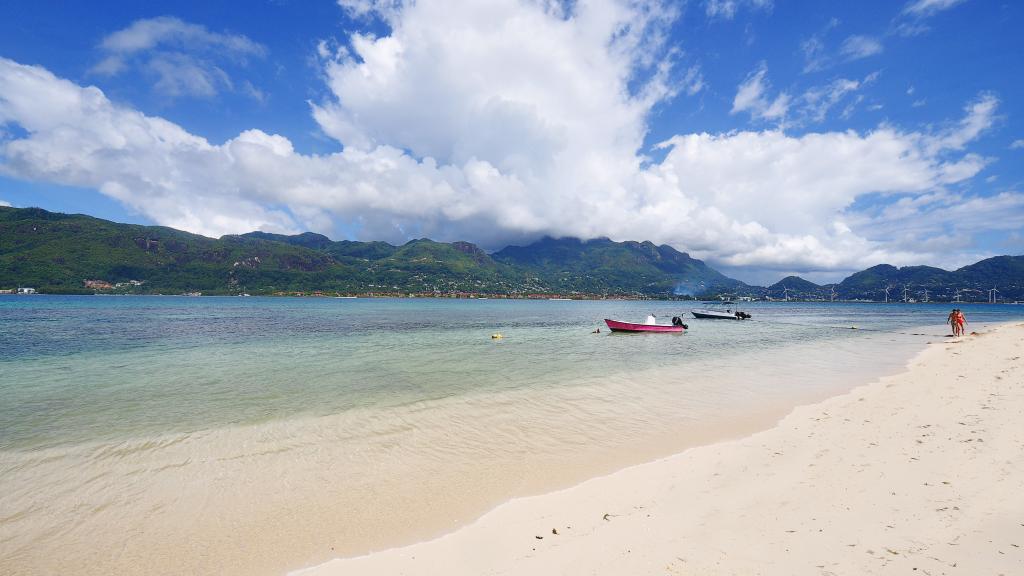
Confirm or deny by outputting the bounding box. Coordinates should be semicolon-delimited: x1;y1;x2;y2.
1;296;1019;575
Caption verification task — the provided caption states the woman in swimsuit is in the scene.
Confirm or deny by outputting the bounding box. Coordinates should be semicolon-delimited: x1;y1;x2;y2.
955;309;966;336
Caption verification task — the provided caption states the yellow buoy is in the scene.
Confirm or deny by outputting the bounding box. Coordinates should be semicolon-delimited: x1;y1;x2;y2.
491;333;503;339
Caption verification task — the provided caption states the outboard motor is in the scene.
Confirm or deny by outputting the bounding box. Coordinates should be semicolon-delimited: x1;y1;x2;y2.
671;316;684;326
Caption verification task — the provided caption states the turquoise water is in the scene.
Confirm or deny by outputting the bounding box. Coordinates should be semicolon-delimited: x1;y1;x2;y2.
3;296;1016;450
2;296;1021;575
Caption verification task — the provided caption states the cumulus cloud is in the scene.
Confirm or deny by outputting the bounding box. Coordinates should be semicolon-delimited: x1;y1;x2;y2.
0;0;1010;276
0;58;293;235
91;16;266;100
1010;139;1024;150
651;119;999;270
0;199;11;207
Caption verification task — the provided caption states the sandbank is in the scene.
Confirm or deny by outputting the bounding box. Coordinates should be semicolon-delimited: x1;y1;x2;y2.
297;322;1024;575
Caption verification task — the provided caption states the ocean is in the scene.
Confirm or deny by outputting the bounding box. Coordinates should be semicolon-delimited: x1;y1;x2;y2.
1;296;1020;575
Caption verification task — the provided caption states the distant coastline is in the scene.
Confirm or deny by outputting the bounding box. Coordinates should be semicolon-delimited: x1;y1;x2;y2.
2;205;1021;301
6;292;1023;304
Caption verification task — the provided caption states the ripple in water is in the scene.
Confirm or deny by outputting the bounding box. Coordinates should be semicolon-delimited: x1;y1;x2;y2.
1;296;1020;574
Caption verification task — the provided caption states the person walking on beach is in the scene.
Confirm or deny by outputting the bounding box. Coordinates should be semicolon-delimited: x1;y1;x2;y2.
955;309;967;336
948;309;959;336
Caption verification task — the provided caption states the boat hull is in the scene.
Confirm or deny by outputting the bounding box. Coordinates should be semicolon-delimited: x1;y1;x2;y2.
691;309;741;319
604;319;684;333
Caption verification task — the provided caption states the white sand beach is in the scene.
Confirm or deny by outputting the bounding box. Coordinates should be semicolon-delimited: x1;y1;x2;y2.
297;322;1024;575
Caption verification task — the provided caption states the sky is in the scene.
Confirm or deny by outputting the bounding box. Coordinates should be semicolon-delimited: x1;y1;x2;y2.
0;0;1022;284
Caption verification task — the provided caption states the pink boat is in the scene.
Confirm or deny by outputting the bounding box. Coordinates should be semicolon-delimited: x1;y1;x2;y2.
604;318;685;333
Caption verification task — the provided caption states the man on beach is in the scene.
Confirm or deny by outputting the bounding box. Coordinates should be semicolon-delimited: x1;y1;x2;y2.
948;308;967;336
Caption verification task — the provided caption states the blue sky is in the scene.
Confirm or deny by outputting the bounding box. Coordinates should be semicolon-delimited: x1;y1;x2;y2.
0;0;1021;283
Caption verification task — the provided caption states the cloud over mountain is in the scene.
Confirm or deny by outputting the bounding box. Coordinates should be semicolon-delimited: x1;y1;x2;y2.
0;0;1015;279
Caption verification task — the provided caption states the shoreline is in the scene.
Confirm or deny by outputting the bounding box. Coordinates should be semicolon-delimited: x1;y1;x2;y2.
4;293;1020;304
1;319;941;576
2;317;1014;575
295;321;1024;575
0;292;736;301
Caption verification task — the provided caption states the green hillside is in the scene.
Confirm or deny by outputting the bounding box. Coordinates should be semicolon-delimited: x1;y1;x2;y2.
0;207;352;294
492;236;746;296
0;207;738;296
4;206;1019;300
835;260;1024;301
768;276;822;295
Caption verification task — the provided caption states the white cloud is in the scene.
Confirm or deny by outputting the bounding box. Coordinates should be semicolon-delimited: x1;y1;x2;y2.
651;120;996;269
91;16;266;100
0;199;11;207
734;66;876;126
848;190;1024;264
147;53;231;98
894;0;966;36
1010;139;1024;150
0;0;1008;276
704;0;773;21
731;63;790;121
800;18;839;73
903;0;966;17
925;93;999;153
333;0;401;20
679;65;706;96
839;35;883;60
801;22;881;72
98;16;263;56
800;72;878;123
0;58;292;236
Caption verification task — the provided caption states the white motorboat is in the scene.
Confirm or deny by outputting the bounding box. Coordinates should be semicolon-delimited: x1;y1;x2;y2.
690;308;751;320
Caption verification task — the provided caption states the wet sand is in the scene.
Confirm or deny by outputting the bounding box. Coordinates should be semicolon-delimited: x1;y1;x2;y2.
3;326;930;575
298;322;1024;575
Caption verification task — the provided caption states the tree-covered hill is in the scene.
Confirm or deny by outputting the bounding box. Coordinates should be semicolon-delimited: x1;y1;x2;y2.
0;207;741;296
492;236;747;296
767;276;823;298
835;260;1024;301
0;207;347;294
2;206;1020;300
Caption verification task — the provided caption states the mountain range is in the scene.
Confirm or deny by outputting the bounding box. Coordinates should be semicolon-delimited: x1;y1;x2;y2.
789;261;1024;302
1;206;1021;301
